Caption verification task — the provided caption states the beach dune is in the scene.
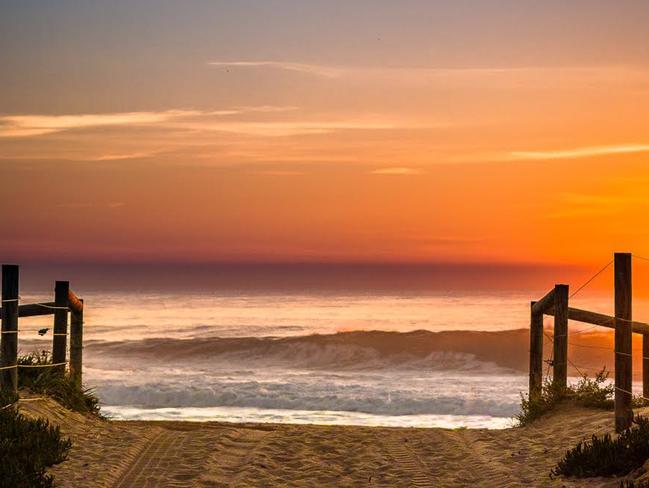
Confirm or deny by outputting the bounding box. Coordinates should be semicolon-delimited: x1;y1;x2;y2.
20;395;643;488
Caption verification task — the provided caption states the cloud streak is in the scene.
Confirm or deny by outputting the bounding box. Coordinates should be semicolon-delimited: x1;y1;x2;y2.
0;110;202;138
0;108;402;140
208;61;342;78
510;144;649;161
207;60;648;86
370;167;424;175
181;120;398;137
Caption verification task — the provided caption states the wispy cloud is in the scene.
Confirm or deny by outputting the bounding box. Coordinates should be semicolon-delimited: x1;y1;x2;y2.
255;170;305;176
209;59;519;80
87;151;163;161
510;144;649;161
56;201;126;209
233;105;298;113
0;107;296;139
370;167;423;175
208;61;342;78
0;109;404;140
207;60;648;86
183;119;399;137
0;110;201;138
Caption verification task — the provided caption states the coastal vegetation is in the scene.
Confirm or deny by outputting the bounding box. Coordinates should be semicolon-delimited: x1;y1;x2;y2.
0;390;71;488
517;369;614;426
17;351;101;416
0;352;100;487
553;415;649;479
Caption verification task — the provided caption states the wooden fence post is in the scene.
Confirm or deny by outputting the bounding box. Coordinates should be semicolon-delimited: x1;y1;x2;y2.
615;252;633;432
553;284;569;390
1;265;19;394
69;299;83;387
644;291;649;398
644;333;649;399
52;281;69;374
529;301;544;400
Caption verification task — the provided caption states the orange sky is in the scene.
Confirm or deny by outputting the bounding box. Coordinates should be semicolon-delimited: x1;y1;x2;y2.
1;1;649;268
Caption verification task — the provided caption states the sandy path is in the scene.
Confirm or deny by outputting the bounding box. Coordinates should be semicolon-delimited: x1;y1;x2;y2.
18;397;649;487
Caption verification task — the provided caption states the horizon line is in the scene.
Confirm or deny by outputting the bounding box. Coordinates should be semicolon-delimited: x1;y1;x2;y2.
5;259;593;270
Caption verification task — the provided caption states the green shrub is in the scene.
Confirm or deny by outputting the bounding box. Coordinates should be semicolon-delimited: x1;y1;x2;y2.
633;397;649;409
518;368;614;426
18;351;101;416
571;369;615;409
552;415;649;479
0;390;71;488
17;351;53;384
518;379;565;425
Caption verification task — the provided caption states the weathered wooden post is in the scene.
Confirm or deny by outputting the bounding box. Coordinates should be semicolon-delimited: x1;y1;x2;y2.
643;276;649;398
644;335;649;399
69;298;84;386
1;265;19;393
529;301;544;400
553;284;569;390
52;280;70;374
615;252;633;432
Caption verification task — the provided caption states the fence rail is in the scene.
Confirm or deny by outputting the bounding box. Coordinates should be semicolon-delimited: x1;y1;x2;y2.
543;306;649;335
0;264;85;394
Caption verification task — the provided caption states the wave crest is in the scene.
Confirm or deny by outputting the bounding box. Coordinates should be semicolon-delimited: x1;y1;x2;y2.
85;329;530;372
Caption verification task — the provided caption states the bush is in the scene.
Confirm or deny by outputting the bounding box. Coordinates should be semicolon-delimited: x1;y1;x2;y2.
517;368;614;426
0;390;71;488
18;351;101;416
571;369;615;409
518;380;565;425
552;415;649;479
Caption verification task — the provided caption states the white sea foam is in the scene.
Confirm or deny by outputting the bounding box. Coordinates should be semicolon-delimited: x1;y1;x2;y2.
101;405;516;429
83;347;526;428
90;370;523;416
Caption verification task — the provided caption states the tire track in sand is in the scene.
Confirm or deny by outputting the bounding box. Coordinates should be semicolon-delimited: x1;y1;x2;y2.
385;434;437;488
206;427;275;486
436;429;519;487
112;428;180;488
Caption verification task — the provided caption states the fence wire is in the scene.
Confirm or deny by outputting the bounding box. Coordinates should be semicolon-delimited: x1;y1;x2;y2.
0;361;68;371
570;260;613;299
0;397;47;411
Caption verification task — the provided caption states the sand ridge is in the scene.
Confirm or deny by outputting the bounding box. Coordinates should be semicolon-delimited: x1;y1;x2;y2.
18;396;648;487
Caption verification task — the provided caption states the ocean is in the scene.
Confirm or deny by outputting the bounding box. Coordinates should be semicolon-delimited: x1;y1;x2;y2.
16;286;619;429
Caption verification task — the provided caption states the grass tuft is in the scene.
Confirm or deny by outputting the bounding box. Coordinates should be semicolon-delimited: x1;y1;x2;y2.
517;368;614;426
17;351;102;416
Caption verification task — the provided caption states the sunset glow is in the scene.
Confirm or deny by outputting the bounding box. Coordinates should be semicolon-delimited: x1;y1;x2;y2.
7;5;649;483
2;1;649;268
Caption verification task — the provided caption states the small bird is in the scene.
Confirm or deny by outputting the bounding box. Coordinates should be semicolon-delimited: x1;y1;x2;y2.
38;328;49;336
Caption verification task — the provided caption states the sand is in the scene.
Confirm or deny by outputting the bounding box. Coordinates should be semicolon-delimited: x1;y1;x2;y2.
18;396;649;487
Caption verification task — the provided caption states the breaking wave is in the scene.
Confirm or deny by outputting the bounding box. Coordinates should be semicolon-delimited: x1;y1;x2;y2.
83;329;531;372
73;330;532;422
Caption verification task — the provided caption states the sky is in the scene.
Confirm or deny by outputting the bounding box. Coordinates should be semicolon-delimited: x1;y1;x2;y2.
1;0;649;271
